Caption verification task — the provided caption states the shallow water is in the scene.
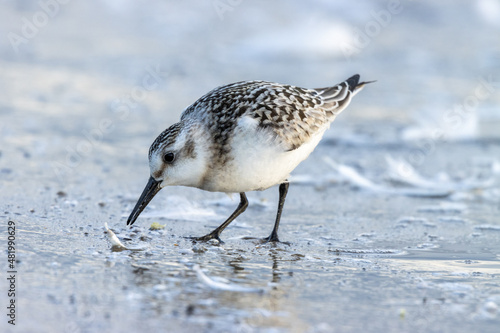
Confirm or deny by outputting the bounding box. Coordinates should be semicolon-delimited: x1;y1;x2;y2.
1;1;500;332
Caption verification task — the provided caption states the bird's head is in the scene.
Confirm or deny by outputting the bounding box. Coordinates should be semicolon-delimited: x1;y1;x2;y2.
126;121;208;226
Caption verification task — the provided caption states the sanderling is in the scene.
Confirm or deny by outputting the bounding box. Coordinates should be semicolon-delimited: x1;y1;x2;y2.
127;74;372;243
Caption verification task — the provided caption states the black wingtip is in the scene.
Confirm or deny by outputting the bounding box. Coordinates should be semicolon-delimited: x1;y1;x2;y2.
346;74;376;92
346;74;360;91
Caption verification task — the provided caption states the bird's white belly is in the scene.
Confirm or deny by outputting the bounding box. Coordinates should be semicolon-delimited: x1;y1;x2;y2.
203;117;327;193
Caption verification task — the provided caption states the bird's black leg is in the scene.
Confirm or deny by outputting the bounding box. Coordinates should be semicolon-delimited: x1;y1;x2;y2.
192;193;248;243
263;182;289;243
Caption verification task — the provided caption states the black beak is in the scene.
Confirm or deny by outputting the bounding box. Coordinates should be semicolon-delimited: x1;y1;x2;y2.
127;176;162;226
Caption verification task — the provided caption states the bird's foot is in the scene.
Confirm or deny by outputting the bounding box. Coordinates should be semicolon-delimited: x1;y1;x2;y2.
187;232;224;244
260;233;290;246
233;235;290;246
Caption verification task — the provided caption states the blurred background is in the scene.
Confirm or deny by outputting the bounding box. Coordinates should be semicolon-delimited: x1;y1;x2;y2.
1;0;499;187
1;1;500;332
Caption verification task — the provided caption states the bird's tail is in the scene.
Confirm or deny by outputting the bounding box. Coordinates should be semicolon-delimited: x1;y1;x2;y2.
313;74;374;118
346;74;376;96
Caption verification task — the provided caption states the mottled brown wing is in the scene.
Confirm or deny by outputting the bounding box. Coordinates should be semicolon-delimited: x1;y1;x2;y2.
250;77;358;150
180;76;364;153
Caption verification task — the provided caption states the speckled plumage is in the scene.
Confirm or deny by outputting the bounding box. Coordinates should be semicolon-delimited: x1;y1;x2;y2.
128;74;372;243
179;77;354;152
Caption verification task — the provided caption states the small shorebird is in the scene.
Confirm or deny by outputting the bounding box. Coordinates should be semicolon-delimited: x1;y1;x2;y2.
127;74;372;243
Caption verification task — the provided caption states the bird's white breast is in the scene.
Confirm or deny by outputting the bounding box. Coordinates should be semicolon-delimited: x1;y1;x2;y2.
202;116;327;193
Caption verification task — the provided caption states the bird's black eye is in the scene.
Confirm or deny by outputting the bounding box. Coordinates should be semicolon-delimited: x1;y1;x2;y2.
163;152;175;163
